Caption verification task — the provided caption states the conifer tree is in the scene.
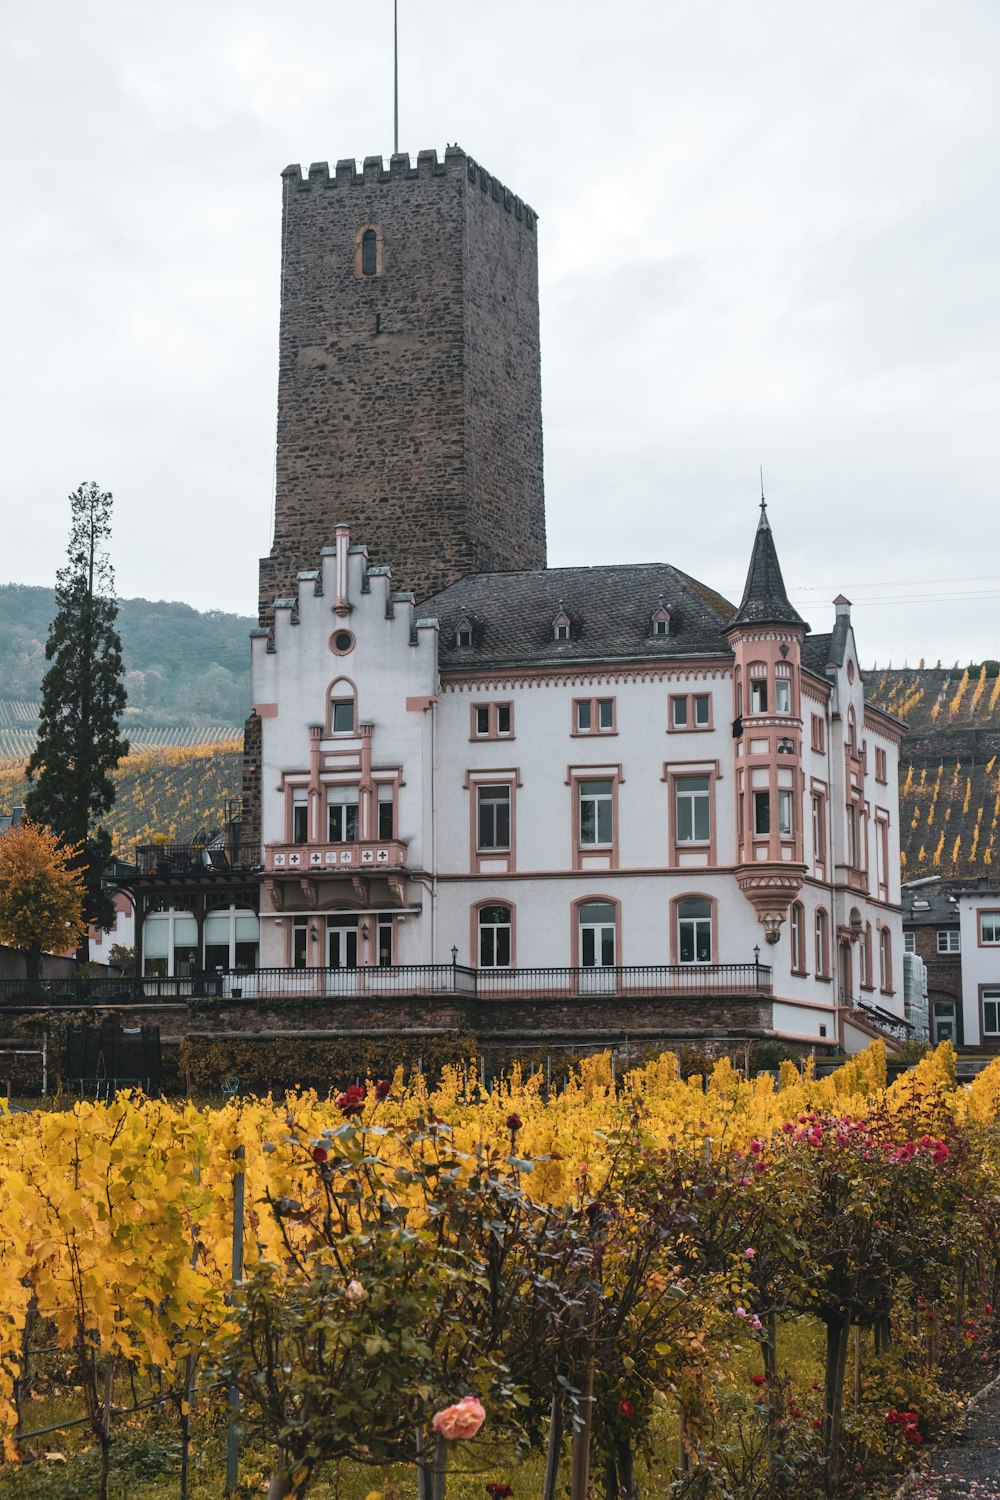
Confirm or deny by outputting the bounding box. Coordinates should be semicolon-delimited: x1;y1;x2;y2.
25;482;129;948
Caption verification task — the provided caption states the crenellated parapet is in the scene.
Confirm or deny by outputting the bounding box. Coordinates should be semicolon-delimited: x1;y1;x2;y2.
281;146;537;230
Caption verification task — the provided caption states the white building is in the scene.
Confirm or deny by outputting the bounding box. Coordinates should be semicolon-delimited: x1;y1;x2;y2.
248;506;906;1053
957;886;1000;1048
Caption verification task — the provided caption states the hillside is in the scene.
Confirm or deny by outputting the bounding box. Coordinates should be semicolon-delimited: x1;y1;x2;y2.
0;741;244;852
0;583;253;722
866;664;1000;880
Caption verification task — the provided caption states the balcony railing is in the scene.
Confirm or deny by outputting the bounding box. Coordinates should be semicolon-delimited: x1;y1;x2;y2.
265;840;408;873
134;843;261;877
0;962;771;1005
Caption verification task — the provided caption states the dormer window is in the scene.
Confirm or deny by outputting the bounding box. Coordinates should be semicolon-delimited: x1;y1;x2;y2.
553;608;571;642
456;616;474;648
651;602;671;637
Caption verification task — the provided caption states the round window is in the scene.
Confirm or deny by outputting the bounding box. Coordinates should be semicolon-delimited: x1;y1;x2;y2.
330;630;355;655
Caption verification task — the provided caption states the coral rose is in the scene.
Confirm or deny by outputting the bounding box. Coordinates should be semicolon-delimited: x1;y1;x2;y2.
432;1396;486;1440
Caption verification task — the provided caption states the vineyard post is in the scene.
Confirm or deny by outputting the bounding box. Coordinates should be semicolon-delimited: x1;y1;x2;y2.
542;1389;563;1500
225;1145;246;1496
569;1294;596;1500
179;1163;201;1500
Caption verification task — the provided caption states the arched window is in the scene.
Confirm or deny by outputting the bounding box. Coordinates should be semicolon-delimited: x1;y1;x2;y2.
355;224;384;278
327;677;358;735
790;901;806;973
577;900;617;967
814;907;830;978
478;904;512;968
677;896;713;963
879;926;893;992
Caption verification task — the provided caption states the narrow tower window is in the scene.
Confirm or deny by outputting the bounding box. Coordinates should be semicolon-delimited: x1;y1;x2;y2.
361;229;378;277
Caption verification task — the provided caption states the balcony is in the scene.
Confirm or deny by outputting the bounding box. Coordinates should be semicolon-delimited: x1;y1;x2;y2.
0;962;772;1006
134;842;261;878
265;840;408;873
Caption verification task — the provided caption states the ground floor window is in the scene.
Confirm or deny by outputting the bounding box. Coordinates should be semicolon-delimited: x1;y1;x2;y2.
478;904;512;967
677;897;712;963
142;909;198;977
578;901;616;967
983;990;1000;1038
204;907;259;970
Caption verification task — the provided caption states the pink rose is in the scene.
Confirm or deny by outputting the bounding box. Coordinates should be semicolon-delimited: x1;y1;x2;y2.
432;1396;486;1441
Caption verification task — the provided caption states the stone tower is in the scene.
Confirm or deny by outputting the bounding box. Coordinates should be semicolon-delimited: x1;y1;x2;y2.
258;145;546;620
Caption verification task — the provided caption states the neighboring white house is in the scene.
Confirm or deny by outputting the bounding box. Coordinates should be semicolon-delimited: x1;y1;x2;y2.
957;887;1000;1048
247;505;906;1053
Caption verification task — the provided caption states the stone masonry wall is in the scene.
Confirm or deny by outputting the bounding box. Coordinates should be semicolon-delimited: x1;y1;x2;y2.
258;147;546;622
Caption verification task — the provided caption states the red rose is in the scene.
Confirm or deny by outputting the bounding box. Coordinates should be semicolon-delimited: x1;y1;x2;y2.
336;1084;366;1115
374;1078;392;1101
311;1146;328;1162
506;1112;523;1133
618;1399;634;1420
751;1375;766;1387
485;1486;513;1499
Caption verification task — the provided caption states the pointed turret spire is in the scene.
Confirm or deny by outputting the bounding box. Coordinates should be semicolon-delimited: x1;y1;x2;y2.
727;497;807;630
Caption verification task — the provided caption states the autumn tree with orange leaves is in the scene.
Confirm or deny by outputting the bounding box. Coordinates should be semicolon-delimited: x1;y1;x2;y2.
0;818;86;978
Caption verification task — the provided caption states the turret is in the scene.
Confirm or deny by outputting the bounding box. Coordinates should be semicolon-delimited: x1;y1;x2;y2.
725;501;808;942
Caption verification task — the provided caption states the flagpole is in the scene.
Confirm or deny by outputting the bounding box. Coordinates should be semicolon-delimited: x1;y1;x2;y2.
393;0;399;156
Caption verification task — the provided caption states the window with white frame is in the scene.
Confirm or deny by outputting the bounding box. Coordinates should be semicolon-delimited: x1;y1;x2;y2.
473;702;512;738
292;787;308;844
812;791;827;861
478;904;512;967
790;901;806;972
377;783;395;840
753;790;771;836
936;929;960;954
815;907;830;977
677;897;712;963
775;677;791;714
879;927;893;992
983;989;1000;1037
578;901;616;966
675;775;711;843
671;693;711;730
903;931;916;954
575;697;615;733
142;908;197;979
477;785;511;851
777;788;794;837
749;670;768;714
979;911;1000;945
579;779;614;846
328;786;360;843
203;906;259;971
330;696;356;734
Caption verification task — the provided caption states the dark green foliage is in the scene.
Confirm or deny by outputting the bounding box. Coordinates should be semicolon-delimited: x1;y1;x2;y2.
25;483;129;933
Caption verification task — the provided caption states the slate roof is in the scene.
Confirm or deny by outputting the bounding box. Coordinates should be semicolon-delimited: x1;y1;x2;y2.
801;633;834;677
422;562;738;670
727;501;808;630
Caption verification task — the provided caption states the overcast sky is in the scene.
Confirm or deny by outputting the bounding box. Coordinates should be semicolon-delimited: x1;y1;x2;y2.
2;1;998;665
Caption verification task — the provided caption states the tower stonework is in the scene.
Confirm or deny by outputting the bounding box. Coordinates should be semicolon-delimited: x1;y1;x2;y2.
258;146;546;619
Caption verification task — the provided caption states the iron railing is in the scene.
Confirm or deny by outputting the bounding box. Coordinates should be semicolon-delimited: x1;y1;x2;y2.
134;843;261;877
0;962;772;1005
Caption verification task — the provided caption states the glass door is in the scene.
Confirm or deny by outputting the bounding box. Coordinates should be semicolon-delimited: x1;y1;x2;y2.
327;918;359;994
578;902;617;993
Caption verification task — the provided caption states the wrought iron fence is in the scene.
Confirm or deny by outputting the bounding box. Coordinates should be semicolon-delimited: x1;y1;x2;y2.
133;843;261;877
0;961;772;1005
